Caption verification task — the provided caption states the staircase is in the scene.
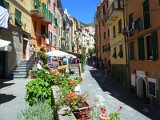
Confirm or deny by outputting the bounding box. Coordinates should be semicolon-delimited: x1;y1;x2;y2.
69;64;81;78
11;53;36;79
11;60;29;79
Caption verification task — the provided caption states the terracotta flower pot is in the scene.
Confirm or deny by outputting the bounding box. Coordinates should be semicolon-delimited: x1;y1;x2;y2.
72;101;90;120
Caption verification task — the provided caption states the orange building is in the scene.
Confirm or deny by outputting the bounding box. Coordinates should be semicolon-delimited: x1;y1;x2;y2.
30;0;52;52
127;0;160;106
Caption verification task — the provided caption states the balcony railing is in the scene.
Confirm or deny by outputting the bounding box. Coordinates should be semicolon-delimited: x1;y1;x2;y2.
30;0;52;24
106;0;123;24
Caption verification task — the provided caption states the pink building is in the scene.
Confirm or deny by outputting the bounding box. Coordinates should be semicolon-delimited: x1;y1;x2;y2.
47;0;58;50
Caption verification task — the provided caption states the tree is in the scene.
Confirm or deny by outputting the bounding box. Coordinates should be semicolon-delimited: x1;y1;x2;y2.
88;48;94;56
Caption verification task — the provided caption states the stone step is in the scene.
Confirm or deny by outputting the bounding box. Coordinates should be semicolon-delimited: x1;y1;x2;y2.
16;66;27;69
12;72;27;75
13;69;28;72
15;68;27;71
13;74;27;78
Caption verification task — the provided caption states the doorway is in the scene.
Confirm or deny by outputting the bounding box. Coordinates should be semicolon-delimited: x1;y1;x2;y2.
23;40;28;59
136;77;147;98
0;52;5;78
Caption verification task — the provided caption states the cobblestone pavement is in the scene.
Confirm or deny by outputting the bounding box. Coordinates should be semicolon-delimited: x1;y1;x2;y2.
80;65;160;120
0;78;31;120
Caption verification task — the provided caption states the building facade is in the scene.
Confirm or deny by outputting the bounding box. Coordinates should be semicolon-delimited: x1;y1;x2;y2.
127;0;160;106
95;0;111;67
0;0;31;78
107;0;128;86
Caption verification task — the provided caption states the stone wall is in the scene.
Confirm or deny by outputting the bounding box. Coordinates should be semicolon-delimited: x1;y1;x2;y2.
0;24;24;77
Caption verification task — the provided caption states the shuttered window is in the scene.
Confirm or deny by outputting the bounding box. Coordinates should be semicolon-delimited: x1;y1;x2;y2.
143;0;150;29
112;47;117;58
55;18;58;26
118;44;123;58
118;19;122;33
138;36;145;60
151;32;158;60
0;0;9;10
15;9;22;27
113;26;116;38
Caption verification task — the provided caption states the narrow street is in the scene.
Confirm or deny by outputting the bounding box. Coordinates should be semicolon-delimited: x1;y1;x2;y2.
0;78;30;120
80;65;160;120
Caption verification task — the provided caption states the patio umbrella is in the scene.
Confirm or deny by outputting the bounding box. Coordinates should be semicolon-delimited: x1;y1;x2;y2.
46;50;69;57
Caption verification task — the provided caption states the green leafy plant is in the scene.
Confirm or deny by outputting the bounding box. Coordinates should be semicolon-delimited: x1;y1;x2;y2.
25;78;52;106
109;112;120;120
18;101;54;120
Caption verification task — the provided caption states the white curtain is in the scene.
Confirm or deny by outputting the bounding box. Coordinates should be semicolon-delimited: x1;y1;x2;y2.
0;6;9;28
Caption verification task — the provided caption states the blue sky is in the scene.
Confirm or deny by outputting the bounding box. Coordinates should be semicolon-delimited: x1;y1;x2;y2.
61;0;100;24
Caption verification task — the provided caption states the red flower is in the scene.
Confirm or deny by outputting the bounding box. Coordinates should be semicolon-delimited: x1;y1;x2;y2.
51;71;56;75
100;107;106;113
68;92;77;100
69;80;76;86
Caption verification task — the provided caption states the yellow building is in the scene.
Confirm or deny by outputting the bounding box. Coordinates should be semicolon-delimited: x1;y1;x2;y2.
107;0;128;87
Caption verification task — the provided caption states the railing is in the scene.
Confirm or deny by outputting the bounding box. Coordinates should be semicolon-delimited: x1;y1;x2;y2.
31;0;54;23
26;52;36;73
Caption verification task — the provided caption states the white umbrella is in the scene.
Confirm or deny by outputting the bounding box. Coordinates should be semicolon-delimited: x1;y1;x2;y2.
46;50;69;57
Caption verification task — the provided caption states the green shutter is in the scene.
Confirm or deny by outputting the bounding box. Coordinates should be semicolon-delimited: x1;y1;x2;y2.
143;0;150;29
151;32;158;60
55;18;58;26
34;0;40;9
138;36;145;60
15;9;22;26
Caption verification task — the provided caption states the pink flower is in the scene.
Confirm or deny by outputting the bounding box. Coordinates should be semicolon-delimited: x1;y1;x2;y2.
99;113;109;119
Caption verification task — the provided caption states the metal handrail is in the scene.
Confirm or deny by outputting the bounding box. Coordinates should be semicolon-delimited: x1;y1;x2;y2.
26;52;36;73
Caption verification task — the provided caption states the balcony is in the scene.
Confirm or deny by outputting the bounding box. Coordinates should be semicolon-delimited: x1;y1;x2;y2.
30;0;52;24
106;0;123;24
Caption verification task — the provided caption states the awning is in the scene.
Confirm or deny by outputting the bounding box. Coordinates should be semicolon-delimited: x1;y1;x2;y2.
0;39;11;47
0;39;12;52
0;6;9;28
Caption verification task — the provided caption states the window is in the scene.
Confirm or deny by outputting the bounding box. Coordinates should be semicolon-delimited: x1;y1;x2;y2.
143;0;150;29
102;20;105;26
148;78;157;97
145;32;158;60
104;32;106;39
113;26;116;38
41;25;46;36
129;42;135;60
146;35;152;60
108;29;110;38
118;19;122;33
103;5;105;15
159;0;160;6
54;35;57;46
138;36;145;60
15;9;22;27
0;0;9;10
118;44;123;58
129;13;134;37
112;47;117;58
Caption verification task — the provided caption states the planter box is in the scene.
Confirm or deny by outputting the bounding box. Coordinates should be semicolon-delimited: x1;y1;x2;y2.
72;101;90;120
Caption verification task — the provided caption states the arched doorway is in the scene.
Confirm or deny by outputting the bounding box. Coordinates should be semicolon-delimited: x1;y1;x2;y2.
136;77;147;98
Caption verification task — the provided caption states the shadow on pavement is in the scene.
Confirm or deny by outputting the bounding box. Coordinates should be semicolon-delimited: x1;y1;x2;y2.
0;79;15;89
0;94;16;104
90;69;160;120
